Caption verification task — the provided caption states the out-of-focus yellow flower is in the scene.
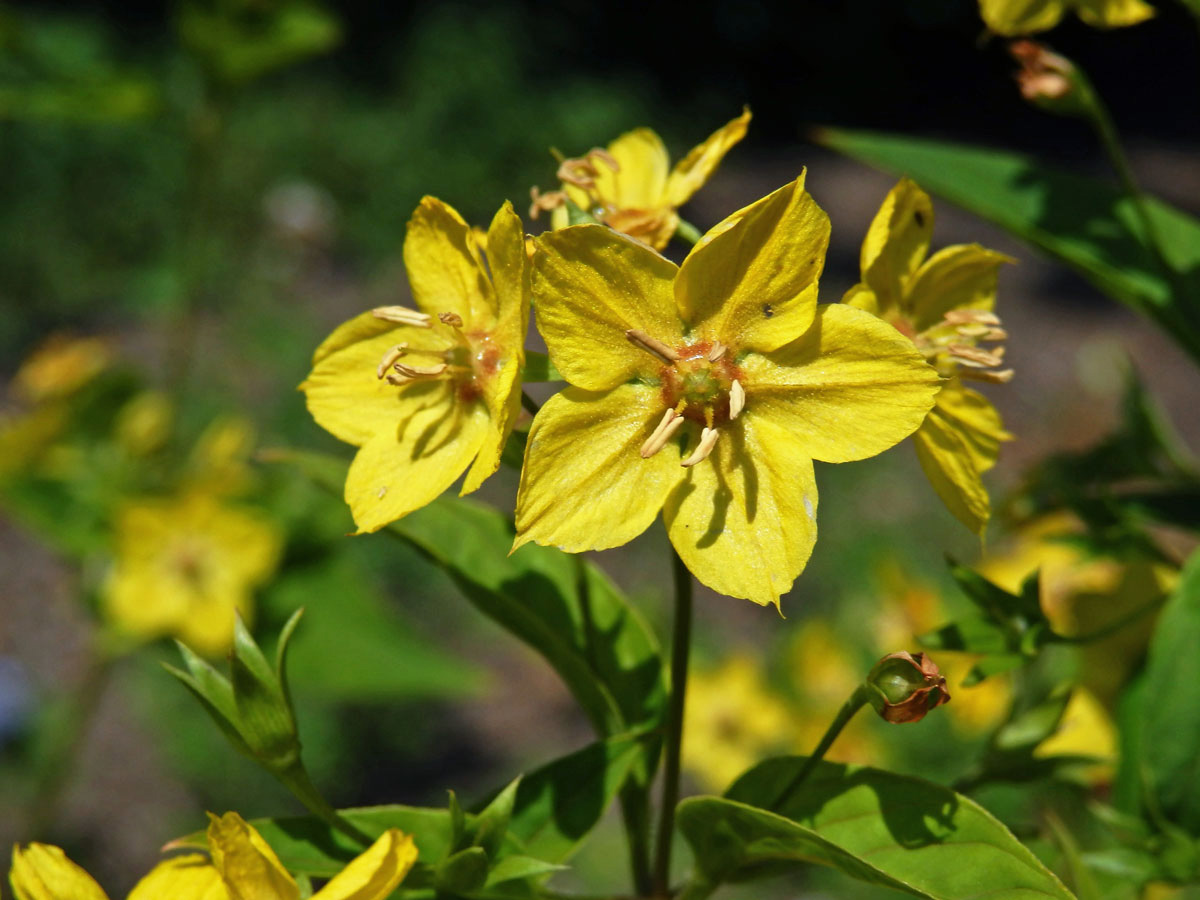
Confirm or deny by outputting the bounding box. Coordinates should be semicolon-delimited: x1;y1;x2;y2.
1033;687;1118;785
789;622;880;765
102;491;281;656
515;175;939;607
115;391;174;457
12;335;112;404
0;406;67;481
9;812;416;900
979;0;1154;35
302;198;529;533
186;415;256;495
940;656;1012;736
981;513;1174;707
538;109;751;250
846;178;1014;536
683;654;796;791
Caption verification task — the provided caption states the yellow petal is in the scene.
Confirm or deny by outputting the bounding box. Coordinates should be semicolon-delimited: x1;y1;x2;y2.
532;225;680;391
404;197;496;328
742;303;940;463
128;855;229;900
593;128;670;211
207;812;300;900
860;178;933;313
461;355;521;496
978;0;1065;34
912;409;992;536
664;108;752;208
1075;0;1155;27
841;282;879;314
905;244;1014;333
344;384;489;533
675;173;829;353
302;311;454;446
10;844;109;900
664;415;818;608
933;378;1011;475
514;384;682;553
311;830;417;900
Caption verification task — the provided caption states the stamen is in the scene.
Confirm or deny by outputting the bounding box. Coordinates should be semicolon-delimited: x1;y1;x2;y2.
948;344;1005;368
961;368;1015;384
729;379;745;420
640;409;685;459
586;147;619;172
943;309;1000;326
394;362;448;379
625;329;681;363
707;342;728;362
373;306;432;328
681;427;719;468
557;158;599;189
529;186;567;220
376;343;408;379
438;312;464;328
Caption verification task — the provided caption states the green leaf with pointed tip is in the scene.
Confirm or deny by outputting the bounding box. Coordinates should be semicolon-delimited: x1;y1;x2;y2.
474;778;520;859
485;855;566;886
919;616;1009;654
816;128;1200;365
676;757;1075;899
229;617;296;768
274;607;305;717
436;846;490;893
1140;548;1200;834
161;660;250;758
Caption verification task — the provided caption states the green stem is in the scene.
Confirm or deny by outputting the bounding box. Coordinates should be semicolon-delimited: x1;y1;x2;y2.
279;762;374;847
24;651;115;838
521;390;541;416
769;684;869;812
620;784;654;897
674;219;702;246
652;549;693;897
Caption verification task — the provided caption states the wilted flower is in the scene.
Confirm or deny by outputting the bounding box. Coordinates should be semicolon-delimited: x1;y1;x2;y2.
9;811;416;900
302;198;529;533
103;490;281;656
515;174;939;607
536;109;751;250
866;651;951;724
845;178;1014;535
979;0;1154;35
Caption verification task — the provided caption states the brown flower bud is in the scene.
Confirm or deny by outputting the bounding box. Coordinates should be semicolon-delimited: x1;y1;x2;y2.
1010;40;1076;103
866;651;951;724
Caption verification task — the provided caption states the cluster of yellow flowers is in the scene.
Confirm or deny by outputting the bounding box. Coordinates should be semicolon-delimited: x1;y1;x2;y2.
302;114;1017;609
9;812;415;900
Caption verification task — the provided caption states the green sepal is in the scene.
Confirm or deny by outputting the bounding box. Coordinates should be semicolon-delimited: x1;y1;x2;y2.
434;846;489;894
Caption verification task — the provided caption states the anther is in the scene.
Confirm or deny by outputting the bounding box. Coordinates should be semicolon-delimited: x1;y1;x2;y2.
943;309;1001;326
394;362;448;379
529;186;567;220
681;427;720;468
962;368;1015;384
729;379;745;420
373;306;432;328
557;158;599;189
376;343;408;379
586;147;619;173
625;329;681;363
640;409;685;459
438;312;464;328
948;344;1005;368
707;342;728;362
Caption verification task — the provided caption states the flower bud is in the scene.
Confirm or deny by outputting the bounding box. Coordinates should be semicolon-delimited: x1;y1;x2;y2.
1008;41;1089;117
866;651;951;724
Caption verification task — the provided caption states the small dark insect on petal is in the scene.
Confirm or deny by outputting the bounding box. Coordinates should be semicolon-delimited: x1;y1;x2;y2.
914;210;926;227
762;304;774;318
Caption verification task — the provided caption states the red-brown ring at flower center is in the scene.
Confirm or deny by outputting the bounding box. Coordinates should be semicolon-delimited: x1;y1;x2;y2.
660;341;743;427
453;333;500;404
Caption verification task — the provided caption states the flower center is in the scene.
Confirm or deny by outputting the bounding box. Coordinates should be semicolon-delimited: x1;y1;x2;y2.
371;306;498;403
626;330;746;467
898;309;1014;385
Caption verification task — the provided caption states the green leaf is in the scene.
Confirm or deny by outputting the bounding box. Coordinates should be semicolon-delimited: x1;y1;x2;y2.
919;616;1009;654
505;731;650;863
523;351;562;382
436;847;490;893
485;855;566;886
964;654;1027;686
474;778;520;860
816;128;1200;363
1140;548;1200;833
677;758;1076;899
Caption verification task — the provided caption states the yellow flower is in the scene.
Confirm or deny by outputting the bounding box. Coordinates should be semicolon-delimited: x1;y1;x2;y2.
515;174;940;607
1033;687;1118;785
683;653;797;791
542;109;751;250
302;198;529;533
845;178;1014;536
979;0;1154;35
103;491;281;656
9;812;416;900
12;334;112;404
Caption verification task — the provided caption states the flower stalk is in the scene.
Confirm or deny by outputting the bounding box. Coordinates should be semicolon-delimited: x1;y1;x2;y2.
769;684;870;812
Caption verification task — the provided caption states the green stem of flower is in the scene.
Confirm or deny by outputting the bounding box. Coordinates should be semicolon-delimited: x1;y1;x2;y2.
521;390;541;416
674;219;702;246
278;761;374;847
768;684;869;812
652;549;693;897
23;649;115;838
